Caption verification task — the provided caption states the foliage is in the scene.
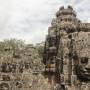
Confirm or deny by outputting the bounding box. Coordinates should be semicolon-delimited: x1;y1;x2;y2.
0;38;25;50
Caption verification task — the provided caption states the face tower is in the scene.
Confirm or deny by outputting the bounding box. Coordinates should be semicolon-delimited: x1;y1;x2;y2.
43;5;90;90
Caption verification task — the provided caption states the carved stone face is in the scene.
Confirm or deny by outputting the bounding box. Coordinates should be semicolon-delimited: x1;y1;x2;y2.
75;56;90;81
73;32;90;81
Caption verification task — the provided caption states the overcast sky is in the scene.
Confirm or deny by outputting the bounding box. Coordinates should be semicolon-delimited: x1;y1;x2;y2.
0;0;90;44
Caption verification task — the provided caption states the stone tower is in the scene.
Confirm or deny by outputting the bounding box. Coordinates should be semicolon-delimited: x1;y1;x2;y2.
43;6;90;90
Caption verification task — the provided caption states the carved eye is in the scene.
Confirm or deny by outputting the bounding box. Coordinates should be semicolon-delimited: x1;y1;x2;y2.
81;57;88;64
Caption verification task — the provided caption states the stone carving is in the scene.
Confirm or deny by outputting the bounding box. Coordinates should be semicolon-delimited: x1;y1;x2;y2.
43;6;90;90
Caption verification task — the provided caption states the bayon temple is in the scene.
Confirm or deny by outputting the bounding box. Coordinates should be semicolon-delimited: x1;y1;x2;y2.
0;5;90;90
43;5;90;90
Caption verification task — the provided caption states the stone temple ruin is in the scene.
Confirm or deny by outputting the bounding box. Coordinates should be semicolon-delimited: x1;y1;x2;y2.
43;6;90;90
0;5;90;90
0;44;44;90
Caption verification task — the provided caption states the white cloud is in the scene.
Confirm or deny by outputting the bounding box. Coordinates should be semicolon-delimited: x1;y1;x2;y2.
0;0;90;44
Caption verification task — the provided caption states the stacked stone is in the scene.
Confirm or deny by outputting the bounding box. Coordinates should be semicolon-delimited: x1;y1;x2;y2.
0;44;43;90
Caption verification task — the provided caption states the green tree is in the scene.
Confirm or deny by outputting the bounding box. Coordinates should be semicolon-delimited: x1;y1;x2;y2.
0;38;25;50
